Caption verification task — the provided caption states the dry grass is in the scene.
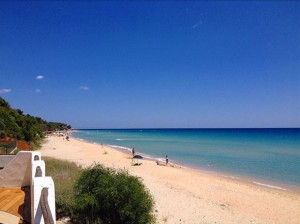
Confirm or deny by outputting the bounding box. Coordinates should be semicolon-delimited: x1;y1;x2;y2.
44;157;82;218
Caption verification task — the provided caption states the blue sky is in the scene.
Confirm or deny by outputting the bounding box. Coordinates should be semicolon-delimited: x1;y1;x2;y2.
0;1;299;128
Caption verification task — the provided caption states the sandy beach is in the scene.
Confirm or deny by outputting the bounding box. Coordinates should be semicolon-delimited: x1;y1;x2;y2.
39;135;300;224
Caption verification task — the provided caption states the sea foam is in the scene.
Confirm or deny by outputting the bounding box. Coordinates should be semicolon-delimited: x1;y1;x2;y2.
253;181;287;191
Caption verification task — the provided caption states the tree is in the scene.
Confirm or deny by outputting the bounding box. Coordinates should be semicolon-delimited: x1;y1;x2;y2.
74;164;155;224
0;97;71;143
0;107;24;139
0;97;10;109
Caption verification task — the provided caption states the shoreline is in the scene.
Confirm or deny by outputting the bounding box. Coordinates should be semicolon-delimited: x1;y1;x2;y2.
39;135;300;224
86;139;300;193
72;133;300;194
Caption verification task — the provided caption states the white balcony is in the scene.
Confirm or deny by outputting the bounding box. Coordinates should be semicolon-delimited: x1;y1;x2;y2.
0;151;56;224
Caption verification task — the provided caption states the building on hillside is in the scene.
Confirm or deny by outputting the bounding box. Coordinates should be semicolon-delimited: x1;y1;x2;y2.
0;140;31;154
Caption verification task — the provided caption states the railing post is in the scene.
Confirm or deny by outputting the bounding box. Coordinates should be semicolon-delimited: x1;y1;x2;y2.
40;188;55;224
31;152;56;224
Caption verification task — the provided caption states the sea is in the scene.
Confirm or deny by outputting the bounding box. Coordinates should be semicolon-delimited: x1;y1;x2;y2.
71;128;300;191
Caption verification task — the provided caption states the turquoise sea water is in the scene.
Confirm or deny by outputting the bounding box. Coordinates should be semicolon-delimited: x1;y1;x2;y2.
72;128;300;190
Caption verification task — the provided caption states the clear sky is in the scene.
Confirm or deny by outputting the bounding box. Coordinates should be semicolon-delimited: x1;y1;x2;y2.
0;1;299;128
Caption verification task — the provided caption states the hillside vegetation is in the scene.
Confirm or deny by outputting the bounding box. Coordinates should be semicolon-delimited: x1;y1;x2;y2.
0;97;71;144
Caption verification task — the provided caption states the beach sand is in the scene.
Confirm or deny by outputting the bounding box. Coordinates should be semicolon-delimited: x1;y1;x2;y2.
39;136;300;224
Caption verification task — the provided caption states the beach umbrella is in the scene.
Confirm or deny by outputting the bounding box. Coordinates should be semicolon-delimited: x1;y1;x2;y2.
133;155;143;159
132;155;143;166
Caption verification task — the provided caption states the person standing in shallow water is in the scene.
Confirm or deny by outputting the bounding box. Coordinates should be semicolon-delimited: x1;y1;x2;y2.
132;148;135;157
166;155;168;165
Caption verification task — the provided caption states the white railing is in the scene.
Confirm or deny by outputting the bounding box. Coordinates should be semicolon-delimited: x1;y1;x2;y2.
0;151;56;224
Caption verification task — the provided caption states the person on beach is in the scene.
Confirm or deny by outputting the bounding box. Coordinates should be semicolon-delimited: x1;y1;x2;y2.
132;148;135;157
166;155;168;165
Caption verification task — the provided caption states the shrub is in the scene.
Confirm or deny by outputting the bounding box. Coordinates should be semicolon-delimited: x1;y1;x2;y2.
73;164;155;224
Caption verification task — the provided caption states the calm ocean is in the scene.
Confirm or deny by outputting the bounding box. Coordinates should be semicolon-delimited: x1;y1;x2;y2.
72;128;300;191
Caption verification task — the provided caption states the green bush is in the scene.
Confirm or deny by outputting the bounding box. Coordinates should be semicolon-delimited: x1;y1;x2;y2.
73;164;155;224
44;157;82;218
